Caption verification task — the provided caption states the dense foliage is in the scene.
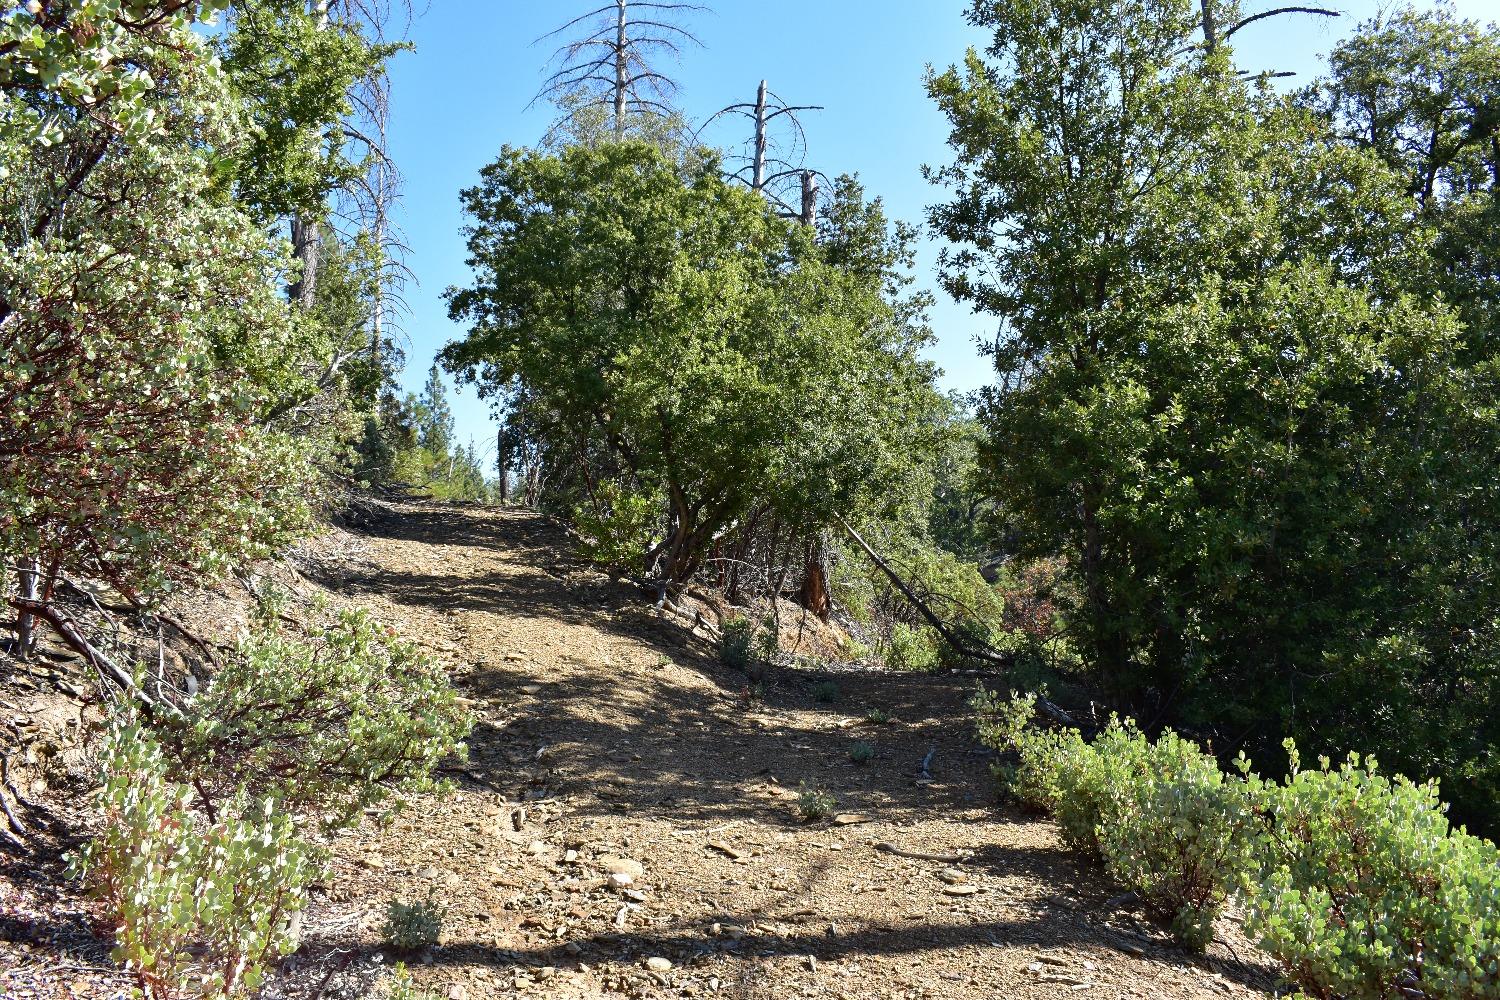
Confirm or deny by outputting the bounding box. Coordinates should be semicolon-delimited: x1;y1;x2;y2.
157;607;472;832
930;0;1500;830
71;723;315;1000
978;692;1500;988
445;143;943;592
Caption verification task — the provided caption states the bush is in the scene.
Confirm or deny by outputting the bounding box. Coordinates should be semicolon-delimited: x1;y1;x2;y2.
720;615;757;671
864;707;891;725
884;622;939;672
383;896;445;953
387;963;441;1000
850;741;875;765
974;692;1258;950
158;608;473;832
1096;734;1260;952
811;680;840;703
1246;743;1500;1000
69;723;315;1000
572;482;662;570
797;783;837;822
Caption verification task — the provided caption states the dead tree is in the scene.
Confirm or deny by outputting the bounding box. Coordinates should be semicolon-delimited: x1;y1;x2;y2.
1195;0;1339;78
536;1;708;140
699;79;825;220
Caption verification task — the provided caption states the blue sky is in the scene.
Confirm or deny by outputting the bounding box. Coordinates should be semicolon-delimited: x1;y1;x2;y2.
380;0;1496;463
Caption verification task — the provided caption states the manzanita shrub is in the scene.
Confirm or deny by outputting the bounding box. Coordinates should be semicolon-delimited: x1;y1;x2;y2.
1246;743;1500;999
157;608;474;832
70;722;314;1000
979;693;1500;978
1096;734;1260;951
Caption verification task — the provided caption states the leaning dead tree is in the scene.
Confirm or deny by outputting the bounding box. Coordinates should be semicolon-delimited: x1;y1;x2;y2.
536;1;708;140
700;79;825;223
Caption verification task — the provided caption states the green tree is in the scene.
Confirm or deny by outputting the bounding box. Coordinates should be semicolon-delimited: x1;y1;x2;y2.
928;0;1500;827
417;364;455;455
1318;8;1500;346
445;141;941;589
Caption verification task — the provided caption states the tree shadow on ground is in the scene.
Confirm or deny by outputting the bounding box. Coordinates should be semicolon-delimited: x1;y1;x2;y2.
325;500;1278;994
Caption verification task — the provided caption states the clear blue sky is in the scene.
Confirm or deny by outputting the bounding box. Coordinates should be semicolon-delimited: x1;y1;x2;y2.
379;0;1495;464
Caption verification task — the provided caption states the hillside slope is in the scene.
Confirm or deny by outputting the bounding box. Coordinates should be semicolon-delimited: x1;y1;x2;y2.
2;498;1276;999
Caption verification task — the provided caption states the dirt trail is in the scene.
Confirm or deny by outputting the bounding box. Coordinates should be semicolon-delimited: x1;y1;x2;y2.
283;498;1274;1000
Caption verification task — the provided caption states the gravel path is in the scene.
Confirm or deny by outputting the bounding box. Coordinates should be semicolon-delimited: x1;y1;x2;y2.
291;499;1278;1000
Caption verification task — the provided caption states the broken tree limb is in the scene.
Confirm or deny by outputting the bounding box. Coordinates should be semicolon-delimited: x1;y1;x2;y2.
6;598;157;716
875;841;966;863
833;513;1078;729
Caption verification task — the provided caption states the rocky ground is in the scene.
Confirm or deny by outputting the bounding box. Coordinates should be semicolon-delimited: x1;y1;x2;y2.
1;498;1280;999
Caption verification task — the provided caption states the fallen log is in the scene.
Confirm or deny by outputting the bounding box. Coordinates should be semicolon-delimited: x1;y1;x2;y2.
834;514;1078;729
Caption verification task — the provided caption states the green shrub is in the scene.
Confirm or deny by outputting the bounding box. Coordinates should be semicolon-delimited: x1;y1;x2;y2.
1246;743;1500;1000
975;691;1258;950
159;609;473;832
850;741;875;764
387;963;441;1000
720;615;756;671
1096;734;1261;952
383;896;445;953
70;723;314;1000
864;707;891;725
572;482;662;570
884;622;939;672
796;783;837;822
811;680;840;703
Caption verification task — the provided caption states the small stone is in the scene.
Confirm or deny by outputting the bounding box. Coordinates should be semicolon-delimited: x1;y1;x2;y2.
564;849;579;863
608;872;635;889
622;888;647;902
832;813;870;826
528;840;549;856
417;866;440;880
645;957;673;972
536;967;557;981
447;986;467;1000
938;869;966;884
941;884;979;896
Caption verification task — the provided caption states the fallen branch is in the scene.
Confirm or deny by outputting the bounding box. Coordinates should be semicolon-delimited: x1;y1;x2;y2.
6;598;157;716
833;515;1078;729
874;841;966;863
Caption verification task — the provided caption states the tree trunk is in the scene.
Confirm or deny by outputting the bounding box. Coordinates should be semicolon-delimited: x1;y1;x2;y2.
14;559;38;658
752;79;768;192
289;216;322;309
800;170;818;227
797;537;832;622
289;0;331;311
1200;0;1218;51
497;427;509;503
614;0;628;139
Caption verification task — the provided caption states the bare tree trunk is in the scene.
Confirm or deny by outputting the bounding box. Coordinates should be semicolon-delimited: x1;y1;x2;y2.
369;79;390;373
614;0;628;139
289;216;322;309
800;169;818;227
290;0;332;310
798;536;831;622
497;427;509;503
14;559;38;658
1200;0;1218;51
752;79;768;192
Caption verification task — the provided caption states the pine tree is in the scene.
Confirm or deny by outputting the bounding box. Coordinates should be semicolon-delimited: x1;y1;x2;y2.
418;364;454;456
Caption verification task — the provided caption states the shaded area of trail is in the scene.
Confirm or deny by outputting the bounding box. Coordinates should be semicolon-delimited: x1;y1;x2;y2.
298;498;1277;1000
